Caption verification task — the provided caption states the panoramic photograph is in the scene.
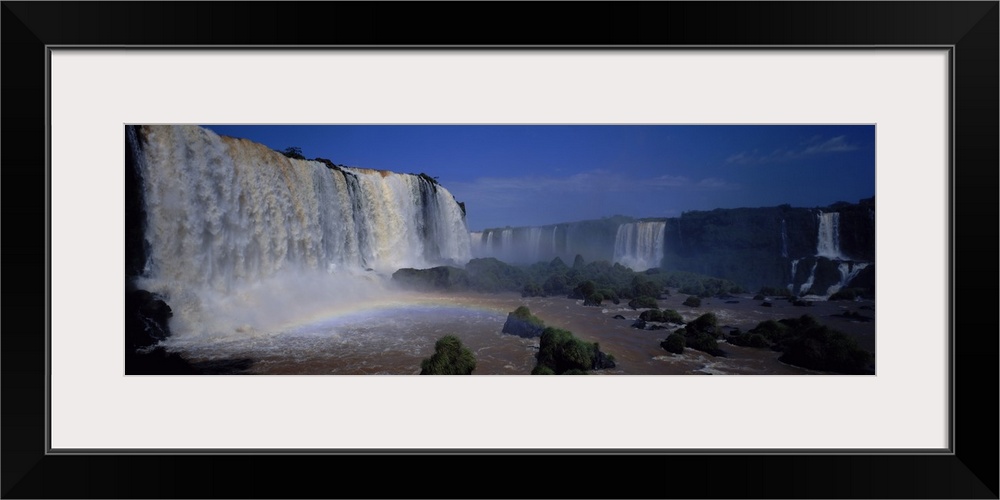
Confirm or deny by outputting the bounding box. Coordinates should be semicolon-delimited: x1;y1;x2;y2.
125;124;876;375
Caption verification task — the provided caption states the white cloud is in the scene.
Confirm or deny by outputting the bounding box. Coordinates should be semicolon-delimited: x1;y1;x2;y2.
727;135;859;164
447;169;737;203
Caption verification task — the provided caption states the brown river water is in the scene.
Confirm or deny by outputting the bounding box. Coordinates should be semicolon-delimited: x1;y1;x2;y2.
162;291;875;375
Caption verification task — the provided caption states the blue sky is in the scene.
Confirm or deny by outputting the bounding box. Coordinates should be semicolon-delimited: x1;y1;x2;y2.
202;125;875;231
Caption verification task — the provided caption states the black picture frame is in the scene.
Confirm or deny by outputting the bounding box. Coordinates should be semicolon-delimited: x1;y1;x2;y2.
3;2;997;498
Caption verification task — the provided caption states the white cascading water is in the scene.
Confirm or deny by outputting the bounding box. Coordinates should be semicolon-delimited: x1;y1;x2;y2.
798;261;819;295
787;259;800;293
612;221;666;271
500;228;514;262
527;227;543;263
469;231;484;258
132;125;471;337
781;219;789;258
816;212;843;259
825;262;871;296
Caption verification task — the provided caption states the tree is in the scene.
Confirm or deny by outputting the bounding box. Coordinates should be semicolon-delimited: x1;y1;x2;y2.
419;335;476;374
280;146;306;160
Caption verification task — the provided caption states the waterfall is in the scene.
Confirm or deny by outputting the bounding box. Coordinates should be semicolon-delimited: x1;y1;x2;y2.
816;212;843;259
469;231;484;258
799;261;819;295
130;125;471;336
612;221;666;271
781;219;789;258
787;259;800;293
825;262;871;296
500;228;514;262
527;227;543;263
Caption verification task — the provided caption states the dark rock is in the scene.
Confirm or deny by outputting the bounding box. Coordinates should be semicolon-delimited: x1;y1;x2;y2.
592;349;616;370
314;157;338;169
631;319;647;330
125;346;198;375
725;300;739;304
392;266;469;291
761;301;773;307
126;289;173;348
502;314;545;338
612;314;626;320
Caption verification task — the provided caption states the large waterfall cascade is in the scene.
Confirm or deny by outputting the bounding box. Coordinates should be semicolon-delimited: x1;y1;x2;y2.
612;221;667;271
130;125;472;336
815;212;843;259
794;211;873;297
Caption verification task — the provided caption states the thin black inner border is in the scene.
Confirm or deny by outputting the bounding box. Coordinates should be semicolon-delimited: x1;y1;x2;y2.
44;45;954;455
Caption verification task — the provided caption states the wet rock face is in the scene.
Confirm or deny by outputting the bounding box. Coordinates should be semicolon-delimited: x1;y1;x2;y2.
501;313;545;338
592;349;616;370
126;289;172;348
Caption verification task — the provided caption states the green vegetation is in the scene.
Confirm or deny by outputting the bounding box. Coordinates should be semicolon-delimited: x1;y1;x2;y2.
511;306;544;328
639;309;684;324
628;296;658;310
521;283;544;297
532;327;615;375
279;146;306;160
682;296;702;308
392;256;746;309
465;258;530;292
502;306;545;338
775;315;872;374
583;293;603;306
660;333;685;354
726;315;873;374
419;335;476;375
392;266;469;291
676;312;724;357
569;280;597;300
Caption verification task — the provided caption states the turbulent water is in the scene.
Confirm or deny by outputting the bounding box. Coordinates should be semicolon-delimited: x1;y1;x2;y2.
130;125;471;338
612;221;666;271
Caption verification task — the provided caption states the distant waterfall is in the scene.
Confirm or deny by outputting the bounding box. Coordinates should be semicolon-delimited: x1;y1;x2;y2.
816;212;843;259
129;125;471;336
527;227;543;263
469;231;484;257
612;221;666;271
787;259;800;293
474;225;560;264
781;219;789;258
500;228;514;261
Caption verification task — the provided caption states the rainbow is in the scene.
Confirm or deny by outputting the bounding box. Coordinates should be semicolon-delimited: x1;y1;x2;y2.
275;293;514;336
